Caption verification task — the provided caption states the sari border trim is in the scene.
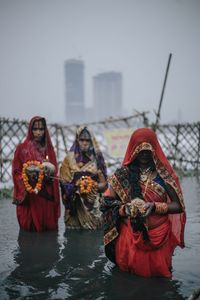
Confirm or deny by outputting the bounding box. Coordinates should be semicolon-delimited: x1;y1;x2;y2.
104;226;118;245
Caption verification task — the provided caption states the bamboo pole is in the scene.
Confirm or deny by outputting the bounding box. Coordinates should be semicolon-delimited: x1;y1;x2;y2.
154;53;172;131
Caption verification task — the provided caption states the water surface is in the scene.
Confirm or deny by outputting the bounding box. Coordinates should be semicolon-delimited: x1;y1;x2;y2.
0;176;200;299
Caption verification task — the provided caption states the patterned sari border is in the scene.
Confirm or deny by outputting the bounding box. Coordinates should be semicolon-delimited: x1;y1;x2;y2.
104;226;118;245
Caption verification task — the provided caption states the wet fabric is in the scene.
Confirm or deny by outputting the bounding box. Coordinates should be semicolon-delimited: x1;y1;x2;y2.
12;116;60;231
101;127;186;277
60;126;107;229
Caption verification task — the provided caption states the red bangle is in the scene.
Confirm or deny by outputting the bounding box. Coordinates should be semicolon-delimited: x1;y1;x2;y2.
155;202;168;214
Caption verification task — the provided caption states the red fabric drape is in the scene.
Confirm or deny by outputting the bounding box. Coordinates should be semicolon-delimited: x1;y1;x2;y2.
116;219;176;278
122;127;186;247
114;128;186;277
12;116;60;231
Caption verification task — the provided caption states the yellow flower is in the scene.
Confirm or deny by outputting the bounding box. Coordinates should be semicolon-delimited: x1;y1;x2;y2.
79;176;96;194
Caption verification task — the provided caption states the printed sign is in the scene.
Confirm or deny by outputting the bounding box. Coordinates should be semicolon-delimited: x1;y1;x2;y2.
104;128;133;158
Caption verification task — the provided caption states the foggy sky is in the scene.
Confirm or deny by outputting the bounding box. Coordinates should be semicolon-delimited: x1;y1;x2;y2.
0;0;200;125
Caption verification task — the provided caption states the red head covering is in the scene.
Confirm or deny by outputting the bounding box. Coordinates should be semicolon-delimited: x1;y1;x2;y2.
123;127;175;173
24;116;55;160
123;127;186;247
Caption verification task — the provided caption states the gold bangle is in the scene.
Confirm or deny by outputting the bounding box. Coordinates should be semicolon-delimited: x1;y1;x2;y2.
155;202;168;214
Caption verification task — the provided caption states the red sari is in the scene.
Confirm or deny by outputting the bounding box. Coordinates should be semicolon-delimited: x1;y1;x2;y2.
102;128;186;278
12;116;60;232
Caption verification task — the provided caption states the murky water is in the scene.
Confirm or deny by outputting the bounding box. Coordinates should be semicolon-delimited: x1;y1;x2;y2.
0;176;200;299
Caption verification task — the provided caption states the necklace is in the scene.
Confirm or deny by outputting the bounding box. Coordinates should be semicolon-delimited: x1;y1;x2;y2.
140;167;152;182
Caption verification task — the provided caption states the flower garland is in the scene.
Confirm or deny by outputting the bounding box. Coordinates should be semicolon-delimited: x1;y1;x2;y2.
79;176;96;194
22;160;44;194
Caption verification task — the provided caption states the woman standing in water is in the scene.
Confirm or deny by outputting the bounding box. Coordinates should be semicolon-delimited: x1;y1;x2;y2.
60;126;107;230
101;127;186;278
12;116;60;232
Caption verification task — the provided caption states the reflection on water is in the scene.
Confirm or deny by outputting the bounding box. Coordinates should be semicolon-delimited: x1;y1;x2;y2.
0;176;200;299
56;230;107;299
4;231;61;299
104;269;184;300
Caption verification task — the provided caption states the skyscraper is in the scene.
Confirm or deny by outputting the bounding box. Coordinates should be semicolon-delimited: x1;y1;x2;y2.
65;59;85;124
93;71;122;121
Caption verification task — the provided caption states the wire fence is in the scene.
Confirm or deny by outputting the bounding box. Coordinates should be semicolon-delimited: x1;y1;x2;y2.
1;115;200;192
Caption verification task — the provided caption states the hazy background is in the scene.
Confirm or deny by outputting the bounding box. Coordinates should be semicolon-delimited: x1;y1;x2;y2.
0;0;199;125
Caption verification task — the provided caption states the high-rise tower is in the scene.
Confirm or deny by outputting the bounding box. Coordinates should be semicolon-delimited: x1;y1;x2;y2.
93;71;122;121
65;59;85;124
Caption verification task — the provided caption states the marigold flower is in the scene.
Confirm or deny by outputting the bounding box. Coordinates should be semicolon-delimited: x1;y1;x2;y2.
79;176;96;194
22;160;44;194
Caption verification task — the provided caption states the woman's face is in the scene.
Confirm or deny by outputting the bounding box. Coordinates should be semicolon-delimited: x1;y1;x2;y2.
136;150;153;166
32;120;45;142
78;137;91;152
78;129;92;153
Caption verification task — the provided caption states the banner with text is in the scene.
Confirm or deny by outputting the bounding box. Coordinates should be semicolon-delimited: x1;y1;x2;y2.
104;128;133;158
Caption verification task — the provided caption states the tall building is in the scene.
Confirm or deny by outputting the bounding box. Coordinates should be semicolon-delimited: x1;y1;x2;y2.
65;59;85;124
93;71;122;121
